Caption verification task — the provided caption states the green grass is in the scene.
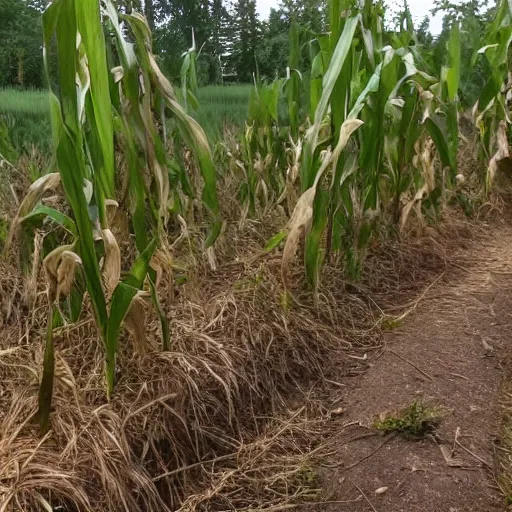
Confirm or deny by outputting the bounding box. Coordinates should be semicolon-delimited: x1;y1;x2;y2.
373;401;443;439
0;88;51;117
194;85;251;140
0;85;252;153
0;88;52;154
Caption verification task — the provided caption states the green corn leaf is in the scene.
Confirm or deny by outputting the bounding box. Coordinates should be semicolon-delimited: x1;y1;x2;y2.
21;205;78;237
55;125;108;336
105;283;139;396
265;231;287;252
444;22;460;102
305;188;329;288
186;89;200;111
478;73;503;113
75;0;115;200
69;275;86;323
424;115;454;171
304;118;363;287
105;239;157;396
43;0;108;338
302;15;359;190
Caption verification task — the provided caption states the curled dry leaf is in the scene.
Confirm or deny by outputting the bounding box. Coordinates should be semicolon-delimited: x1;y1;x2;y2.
5;173;61;253
150;248;173;289
111;65;124;83
281;118;363;288
488;120;510;186
105;199;119;225
206;246;217;271
43;244;82;303
19;173;61;217
281;187;315;289
400;138;435;231
124;293;148;353
57;251;82;299
439;445;463;468
101;229;121;295
25;232;43;310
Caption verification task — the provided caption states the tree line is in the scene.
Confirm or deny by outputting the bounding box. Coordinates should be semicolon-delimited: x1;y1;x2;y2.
0;0;495;103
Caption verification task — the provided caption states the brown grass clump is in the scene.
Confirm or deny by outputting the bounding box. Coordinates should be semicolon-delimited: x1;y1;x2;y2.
0;209;374;510
0;138;500;511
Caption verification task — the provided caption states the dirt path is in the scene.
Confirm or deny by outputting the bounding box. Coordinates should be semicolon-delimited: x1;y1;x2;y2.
311;222;512;512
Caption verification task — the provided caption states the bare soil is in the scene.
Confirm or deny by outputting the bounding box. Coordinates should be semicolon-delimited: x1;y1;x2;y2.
308;220;512;512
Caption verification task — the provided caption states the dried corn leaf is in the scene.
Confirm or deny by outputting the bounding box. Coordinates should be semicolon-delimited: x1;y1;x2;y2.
102;229;121;295
124;293;148;353
488;120;510;186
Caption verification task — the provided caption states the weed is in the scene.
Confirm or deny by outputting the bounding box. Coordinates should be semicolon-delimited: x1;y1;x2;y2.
297;464;318;486
381;317;403;330
374;401;442;438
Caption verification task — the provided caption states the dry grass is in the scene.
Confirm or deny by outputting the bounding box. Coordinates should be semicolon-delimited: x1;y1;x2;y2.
0;139;505;511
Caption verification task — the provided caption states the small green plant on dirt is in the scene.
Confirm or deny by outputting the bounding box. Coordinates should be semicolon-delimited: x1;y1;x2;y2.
297;464;318;486
374;401;442;438
381;317;403;331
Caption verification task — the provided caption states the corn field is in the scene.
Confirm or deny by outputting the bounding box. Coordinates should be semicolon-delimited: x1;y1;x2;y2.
1;0;512;510
7;0;512;432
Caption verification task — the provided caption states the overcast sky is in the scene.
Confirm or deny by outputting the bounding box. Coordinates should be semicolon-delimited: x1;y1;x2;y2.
255;0;446;34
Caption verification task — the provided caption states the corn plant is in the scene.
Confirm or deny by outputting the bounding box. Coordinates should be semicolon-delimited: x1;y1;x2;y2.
181;29;199;112
235;18;313;215
10;0;220;433
277;0;461;287
474;0;512;191
284;18;302;140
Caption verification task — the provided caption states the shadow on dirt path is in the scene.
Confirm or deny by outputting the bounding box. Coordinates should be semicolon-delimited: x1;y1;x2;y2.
310;222;512;512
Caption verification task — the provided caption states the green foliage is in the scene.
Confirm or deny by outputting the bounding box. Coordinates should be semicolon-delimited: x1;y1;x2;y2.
433;0;493;107
0;0;45;88
0;116;19;163
0;88;50;116
10;0;223;433
230;0;261;82
374;401;443;438
0;85;252;152
181;30;199;112
472;0;512;190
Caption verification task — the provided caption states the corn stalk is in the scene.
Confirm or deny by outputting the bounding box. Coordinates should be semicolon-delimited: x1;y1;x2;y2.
275;0;460;287
474;0;512;191
12;0;220;433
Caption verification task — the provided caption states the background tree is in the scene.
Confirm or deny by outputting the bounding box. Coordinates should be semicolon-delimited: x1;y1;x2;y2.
0;0;44;88
230;0;260;82
432;0;492;106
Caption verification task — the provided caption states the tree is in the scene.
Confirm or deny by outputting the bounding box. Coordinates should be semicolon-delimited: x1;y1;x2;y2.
278;0;327;34
152;0;231;84
230;0;260;82
417;16;433;48
208;0;232;83
256;8;290;80
145;0;155;31
0;0;44;88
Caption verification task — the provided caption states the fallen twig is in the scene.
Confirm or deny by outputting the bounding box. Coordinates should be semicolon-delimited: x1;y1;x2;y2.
387;349;434;382
454;427;491;469
351;480;379;512
344;432;397;471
